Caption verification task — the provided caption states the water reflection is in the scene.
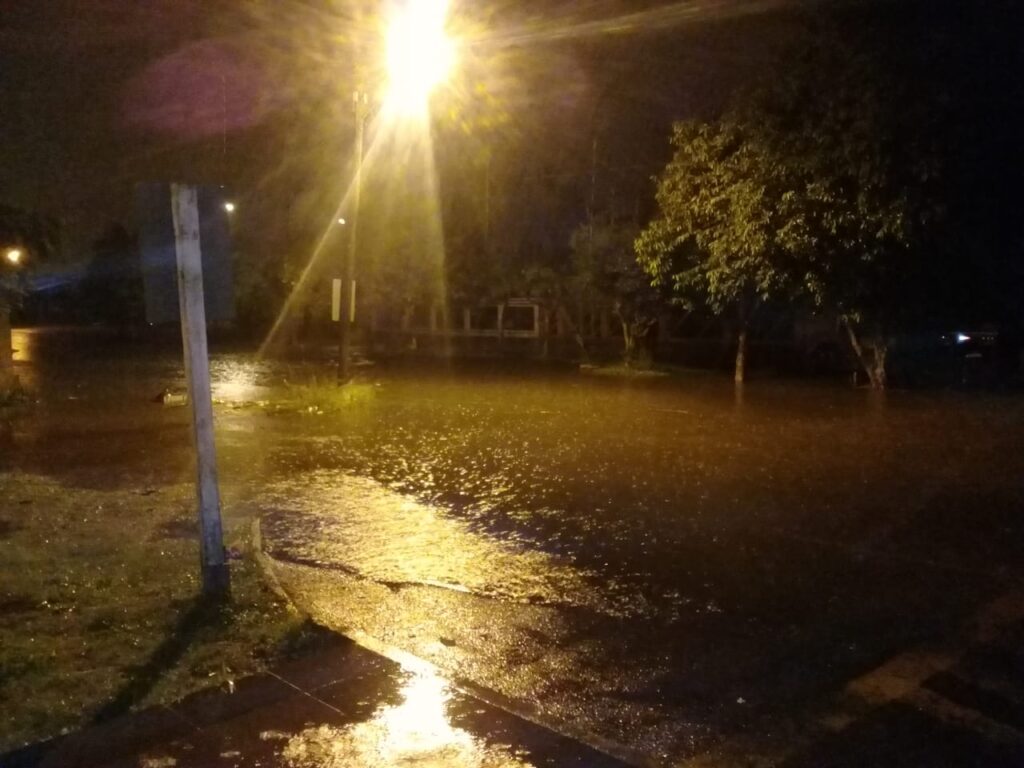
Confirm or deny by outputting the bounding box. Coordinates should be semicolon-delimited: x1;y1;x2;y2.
10;328;33;364
262;472;639;616
9;328;37;390
210;363;267;403
283;667;532;767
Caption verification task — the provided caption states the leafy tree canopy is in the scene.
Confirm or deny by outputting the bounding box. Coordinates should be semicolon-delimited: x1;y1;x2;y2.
634;11;987;385
635;117;797;317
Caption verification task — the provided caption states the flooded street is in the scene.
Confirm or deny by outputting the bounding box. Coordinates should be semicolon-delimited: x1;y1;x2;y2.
5;328;1024;764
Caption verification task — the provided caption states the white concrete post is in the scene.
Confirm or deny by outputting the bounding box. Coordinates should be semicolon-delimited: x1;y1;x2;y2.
172;184;229;597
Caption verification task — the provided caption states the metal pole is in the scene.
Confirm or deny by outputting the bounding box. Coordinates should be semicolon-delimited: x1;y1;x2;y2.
172;184;229;597
339;90;368;383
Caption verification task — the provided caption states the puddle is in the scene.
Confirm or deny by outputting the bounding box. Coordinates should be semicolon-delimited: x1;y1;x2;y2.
282;668;534;768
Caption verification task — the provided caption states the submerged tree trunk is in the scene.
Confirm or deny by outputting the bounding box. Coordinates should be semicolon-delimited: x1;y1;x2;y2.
540;307;552;360
841;315;888;389
615;301;656;370
870;340;888;389
621;320;636;366
734;324;748;384
556;304;588;362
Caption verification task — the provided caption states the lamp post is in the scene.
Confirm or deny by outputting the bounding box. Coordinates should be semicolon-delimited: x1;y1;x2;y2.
338;91;368;382
335;0;456;382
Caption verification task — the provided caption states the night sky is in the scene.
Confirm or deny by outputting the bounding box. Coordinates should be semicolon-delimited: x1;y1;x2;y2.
1;1;1018;264
0;1;801;258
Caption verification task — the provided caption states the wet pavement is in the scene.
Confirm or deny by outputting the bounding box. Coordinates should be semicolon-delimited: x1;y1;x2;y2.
3;632;628;768
5;328;1024;765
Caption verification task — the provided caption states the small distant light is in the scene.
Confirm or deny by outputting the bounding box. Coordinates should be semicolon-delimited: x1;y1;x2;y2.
4;248;22;265
956;333;971;344
337;218;346;225
224;202;236;213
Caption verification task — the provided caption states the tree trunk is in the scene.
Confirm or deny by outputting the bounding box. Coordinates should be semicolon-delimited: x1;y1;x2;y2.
734;324;748;384
841;315;887;389
540;308;552;360
870;340;888;389
556;304;588;361
621;320;635;366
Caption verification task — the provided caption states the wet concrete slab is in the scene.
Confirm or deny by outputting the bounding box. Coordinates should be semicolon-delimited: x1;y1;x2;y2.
1;633;631;768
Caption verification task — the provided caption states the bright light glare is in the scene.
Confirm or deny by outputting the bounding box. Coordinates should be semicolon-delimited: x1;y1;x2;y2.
337;217;346;225
956;333;971;344
4;248;22;265
224;202;236;213
385;0;456;114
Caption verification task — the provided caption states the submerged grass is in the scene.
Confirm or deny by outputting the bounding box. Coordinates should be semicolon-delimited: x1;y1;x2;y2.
282;379;379;414
577;362;722;378
0;473;320;753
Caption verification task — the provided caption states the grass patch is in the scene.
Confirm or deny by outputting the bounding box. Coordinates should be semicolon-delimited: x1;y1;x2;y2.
0;474;320;753
580;363;670;378
281;379;379;414
580;362;722;379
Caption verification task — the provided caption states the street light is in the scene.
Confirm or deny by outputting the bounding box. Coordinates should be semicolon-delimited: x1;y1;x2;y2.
4;248;22;266
337;1;456;382
384;0;457;115
224;201;236;213
337;91;369;383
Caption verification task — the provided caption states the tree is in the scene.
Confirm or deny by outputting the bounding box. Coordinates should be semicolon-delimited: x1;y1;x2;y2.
744;4;1024;389
635;118;797;382
572;219;662;367
751;30;935;389
636;11;976;389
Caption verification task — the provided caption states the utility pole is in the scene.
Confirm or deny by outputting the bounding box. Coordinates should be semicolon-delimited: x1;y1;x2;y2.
339;90;369;383
172;184;229;597
483;149;492;256
582;133;599;338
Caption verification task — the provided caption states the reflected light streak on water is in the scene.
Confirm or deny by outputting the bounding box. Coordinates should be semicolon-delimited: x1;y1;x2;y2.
262;472;641;617
10;328;32;364
9;328;37;389
283;667;532;768
209;361;266;403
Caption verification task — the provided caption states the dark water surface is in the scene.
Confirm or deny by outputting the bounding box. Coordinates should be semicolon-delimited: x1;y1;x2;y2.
6;328;1024;761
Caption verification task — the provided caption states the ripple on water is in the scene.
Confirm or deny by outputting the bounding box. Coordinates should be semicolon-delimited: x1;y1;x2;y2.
260;472;644;618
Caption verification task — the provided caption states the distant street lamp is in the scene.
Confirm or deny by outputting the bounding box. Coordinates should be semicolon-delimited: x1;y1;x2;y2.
223;201;236;213
337;0;456;382
1;247;22;389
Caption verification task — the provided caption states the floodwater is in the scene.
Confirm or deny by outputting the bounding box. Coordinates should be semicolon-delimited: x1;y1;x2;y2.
6;328;1024;763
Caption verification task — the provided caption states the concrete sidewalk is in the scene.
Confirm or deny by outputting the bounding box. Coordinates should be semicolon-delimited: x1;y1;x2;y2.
1;633;631;768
